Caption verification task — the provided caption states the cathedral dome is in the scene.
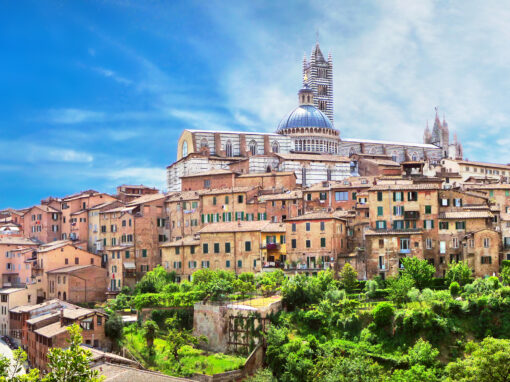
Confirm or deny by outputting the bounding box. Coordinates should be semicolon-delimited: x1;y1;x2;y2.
276;105;334;132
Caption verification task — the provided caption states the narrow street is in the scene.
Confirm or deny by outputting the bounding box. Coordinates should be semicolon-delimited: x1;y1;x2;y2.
0;339;24;376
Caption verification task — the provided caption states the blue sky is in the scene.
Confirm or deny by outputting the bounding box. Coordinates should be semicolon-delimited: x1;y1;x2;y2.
1;0;510;208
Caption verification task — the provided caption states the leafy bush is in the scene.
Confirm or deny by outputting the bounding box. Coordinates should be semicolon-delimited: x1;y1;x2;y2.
407;338;439;367
400;257;435;289
339;263;358;292
372;302;394;328
387;275;415;305
364;280;378;298
449;282;461;297
445;261;472;286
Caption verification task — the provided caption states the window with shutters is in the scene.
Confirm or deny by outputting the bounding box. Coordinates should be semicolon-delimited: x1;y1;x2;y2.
202;243;208;254
225;242;231;253
320;238;326;248
245;241;251;251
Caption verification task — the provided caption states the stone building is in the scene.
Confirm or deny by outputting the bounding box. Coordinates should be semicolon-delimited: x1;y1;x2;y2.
166;42;452;193
45;265;108;303
285;211;348;274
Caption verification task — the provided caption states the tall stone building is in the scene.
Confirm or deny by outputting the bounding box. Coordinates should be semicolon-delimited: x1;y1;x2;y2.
303;42;334;124
424;108;463;160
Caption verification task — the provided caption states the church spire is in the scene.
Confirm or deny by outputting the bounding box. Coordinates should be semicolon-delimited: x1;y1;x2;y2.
423;120;432;144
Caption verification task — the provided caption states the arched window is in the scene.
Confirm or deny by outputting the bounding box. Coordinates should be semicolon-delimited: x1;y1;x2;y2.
200;138;208;149
391;151;399;162
272;141;279;153
182;141;188;157
63;292;66;301
249;140;257;155
225;140;233;157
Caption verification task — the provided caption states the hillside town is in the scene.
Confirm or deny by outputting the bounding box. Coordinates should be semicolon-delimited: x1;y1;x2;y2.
2;40;510;381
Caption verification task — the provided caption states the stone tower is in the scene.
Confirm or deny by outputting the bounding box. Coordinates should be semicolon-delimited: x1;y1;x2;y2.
303;42;334;125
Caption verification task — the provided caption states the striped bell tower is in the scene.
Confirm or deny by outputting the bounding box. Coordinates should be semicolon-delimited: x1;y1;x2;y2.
303;41;334;125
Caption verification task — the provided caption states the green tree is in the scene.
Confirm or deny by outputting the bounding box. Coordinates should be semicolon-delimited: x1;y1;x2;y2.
143;320;159;350
388;365;440;382
372;301;394;328
0;348;41;381
339;263;358;292
445;337;510;382
387;274;415;305
104;314;124;345
164;318;207;368
43;324;104;382
445;261;472;286
449;281;461;297
320;352;385;382
500;260;510;286
407;338;439;368
400;257;435;289
134;266;176;294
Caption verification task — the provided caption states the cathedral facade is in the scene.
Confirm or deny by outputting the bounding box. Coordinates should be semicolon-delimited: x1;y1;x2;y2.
167;42;461;191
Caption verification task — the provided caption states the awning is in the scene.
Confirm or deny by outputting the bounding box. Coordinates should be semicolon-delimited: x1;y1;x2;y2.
123;262;136;270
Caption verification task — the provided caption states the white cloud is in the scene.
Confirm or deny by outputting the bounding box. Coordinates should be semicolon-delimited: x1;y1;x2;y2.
92;66;132;85
46;108;105;124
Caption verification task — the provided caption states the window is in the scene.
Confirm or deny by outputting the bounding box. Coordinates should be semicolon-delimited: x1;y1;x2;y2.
441;198;449;207
203;243;209;254
201;261;210;268
237;260;243;268
320;221;325;231
407;192;418;201
204;179;211;188
481;256;492;264
237;195;244;203
74;257;79;265
377;191;383;201
320;238;326;248
291;239;296;249
376;221;387;229
319;192;327;201
439;221;449;230
424;220;434;230
292;223;296;232
306;240;311;248
245;241;251;251
452;238;459;248
225;140;233;157
272;141;279;153
352;192;357;200
425;205;432;214
306;222;311;231
393;220;404;230
226;260;230;268
453;198;462;207
335;192;348;201
306;193;312;201
440;241;446;254
125;251;130;259
455;221;466;230
426;238;432;249
483;238;490;248
142;249;147;257
393;192;403;201
249;140;257;155
393;206;404;216
212;197;217;206
225;242;231;253
214;243;220;254
182;140;188;157
377;206;383;216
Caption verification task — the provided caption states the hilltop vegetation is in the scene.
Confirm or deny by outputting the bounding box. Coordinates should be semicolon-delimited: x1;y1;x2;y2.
103;261;510;381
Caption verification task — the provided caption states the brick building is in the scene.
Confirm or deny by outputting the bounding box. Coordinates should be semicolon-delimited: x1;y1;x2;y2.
46;265;108;303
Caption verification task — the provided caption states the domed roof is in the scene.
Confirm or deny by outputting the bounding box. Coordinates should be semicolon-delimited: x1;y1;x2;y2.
277;105;334;132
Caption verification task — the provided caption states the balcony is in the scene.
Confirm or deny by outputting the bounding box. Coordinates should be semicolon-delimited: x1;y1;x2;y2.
399;248;411;254
263;243;280;250
404;211;420;220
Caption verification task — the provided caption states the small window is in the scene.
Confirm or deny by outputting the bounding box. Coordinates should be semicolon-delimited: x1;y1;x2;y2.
306;240;311;248
320;238;326;248
225;242;231;253
320;222;325;231
245;241;251;251
203;243;209;254
306;222;311;231
214;243;220;254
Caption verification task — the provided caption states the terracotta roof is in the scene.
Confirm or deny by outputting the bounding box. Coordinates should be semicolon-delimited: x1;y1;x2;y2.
237;171;296;178
26;312;60;325
261;222;286;233
285;211;347;221
198;221;270;234
105;245;134;251
276;153;350;162
24;204;60;214
35;322;68;338
180;169;235;178
0;287;26;294
369;183;440;191
457;160;510;170
93;362;194;382
63;190;103;202
160;236;200;247
365;229;423;236
469;184;510;190
62;307;102;320
257;190;302;202
198;186;256;196
439;211;493;219
126;193;166;206
38;240;73;253
46;265;101;274
9;299;81;314
363;158;401;167
166;191;200;202
0;236;38;246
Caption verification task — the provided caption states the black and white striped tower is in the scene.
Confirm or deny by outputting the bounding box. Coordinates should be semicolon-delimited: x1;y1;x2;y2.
303;42;334;125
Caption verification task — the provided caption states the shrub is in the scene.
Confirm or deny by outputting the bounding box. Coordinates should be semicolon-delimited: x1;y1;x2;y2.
372;302;394;328
407;338;439;367
364;280;378;299
449;282;461;297
339;263;358;292
400;257;435;289
445;261;472;286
